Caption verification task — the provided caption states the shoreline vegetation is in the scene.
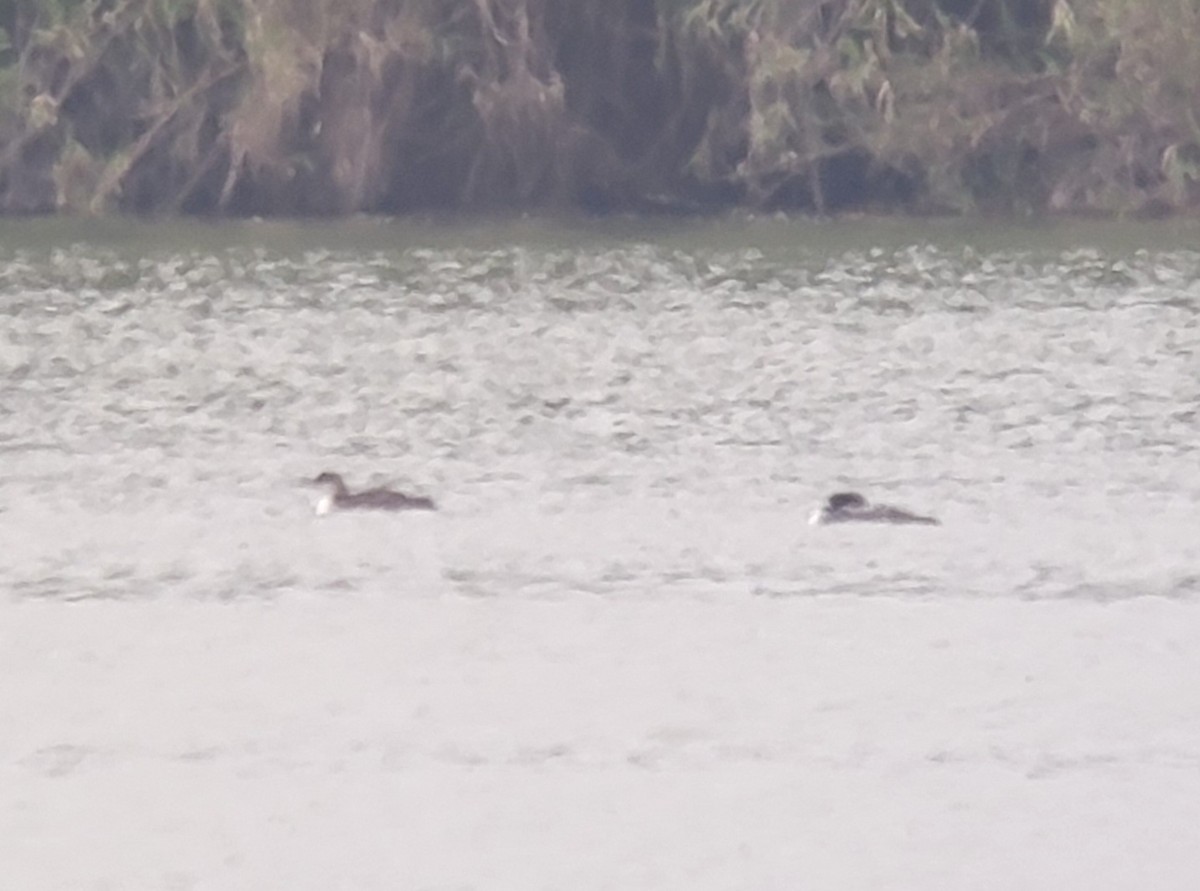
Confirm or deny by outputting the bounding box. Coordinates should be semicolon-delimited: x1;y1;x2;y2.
2;0;1198;219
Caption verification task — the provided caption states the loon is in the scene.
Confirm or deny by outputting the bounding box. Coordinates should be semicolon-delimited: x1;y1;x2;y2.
312;472;436;515
810;491;939;526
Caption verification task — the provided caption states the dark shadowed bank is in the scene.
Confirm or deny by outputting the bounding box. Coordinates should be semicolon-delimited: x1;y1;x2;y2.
2;0;1198;218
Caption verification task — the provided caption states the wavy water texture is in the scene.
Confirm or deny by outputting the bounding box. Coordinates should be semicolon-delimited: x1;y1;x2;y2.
2;219;1199;604
5;219;1200;890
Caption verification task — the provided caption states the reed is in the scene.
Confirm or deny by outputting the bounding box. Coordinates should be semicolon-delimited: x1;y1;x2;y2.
0;0;1196;216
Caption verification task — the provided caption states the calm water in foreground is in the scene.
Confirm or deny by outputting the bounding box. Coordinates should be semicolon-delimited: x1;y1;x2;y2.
2;216;1199;888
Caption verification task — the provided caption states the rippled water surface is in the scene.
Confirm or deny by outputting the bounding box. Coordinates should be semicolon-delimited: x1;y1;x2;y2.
3;217;1198;603
5;216;1200;890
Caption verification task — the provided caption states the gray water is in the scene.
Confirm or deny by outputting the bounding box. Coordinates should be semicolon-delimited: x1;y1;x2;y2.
3;216;1199;603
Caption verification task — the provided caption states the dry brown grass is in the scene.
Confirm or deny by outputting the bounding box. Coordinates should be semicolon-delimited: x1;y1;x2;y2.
0;0;1197;216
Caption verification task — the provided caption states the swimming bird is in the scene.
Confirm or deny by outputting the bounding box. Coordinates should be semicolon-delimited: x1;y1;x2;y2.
810;491;939;526
311;472;436;515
